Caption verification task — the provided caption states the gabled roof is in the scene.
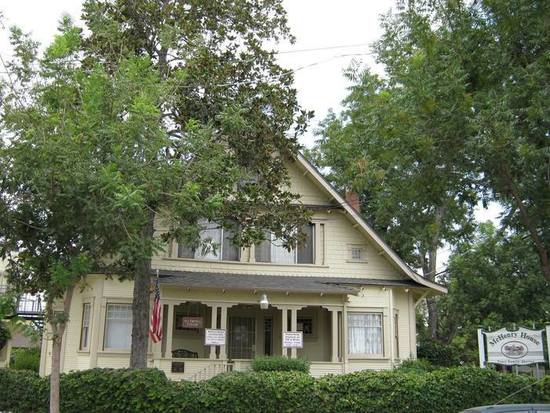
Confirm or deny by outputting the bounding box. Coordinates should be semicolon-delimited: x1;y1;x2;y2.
294;153;447;294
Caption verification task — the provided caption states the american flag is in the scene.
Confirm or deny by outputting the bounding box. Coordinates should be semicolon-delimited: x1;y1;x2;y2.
149;273;163;343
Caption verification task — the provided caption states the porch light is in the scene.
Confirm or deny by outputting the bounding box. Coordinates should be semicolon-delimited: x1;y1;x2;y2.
259;294;269;309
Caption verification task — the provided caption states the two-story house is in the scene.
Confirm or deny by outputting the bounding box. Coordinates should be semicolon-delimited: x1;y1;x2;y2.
38;154;445;380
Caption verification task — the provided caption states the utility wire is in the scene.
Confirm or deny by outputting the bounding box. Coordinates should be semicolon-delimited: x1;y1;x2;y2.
277;42;372;54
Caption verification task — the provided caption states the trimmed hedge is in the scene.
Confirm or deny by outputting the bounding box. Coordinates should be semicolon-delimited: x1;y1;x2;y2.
0;366;548;413
251;356;311;373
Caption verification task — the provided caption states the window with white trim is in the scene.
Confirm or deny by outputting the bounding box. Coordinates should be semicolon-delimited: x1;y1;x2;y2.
347;313;383;356
104;303;132;350
80;303;91;350
255;223;315;264
178;221;240;261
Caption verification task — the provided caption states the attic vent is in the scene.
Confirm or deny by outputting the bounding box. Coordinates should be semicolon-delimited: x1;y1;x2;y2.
351;247;362;261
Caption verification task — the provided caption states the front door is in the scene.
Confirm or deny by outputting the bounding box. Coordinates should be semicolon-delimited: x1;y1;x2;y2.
228;317;256;359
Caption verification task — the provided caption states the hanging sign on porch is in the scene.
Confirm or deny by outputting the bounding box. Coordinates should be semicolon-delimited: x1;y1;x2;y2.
482;327;546;366
283;331;303;348
177;316;203;330
205;329;226;346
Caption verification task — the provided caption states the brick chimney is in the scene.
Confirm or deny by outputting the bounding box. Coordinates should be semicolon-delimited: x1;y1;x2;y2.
345;190;360;213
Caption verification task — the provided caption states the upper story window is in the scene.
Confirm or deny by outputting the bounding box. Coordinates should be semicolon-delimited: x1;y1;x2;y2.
178;221;240;262
255;223;315;264
80;303;92;350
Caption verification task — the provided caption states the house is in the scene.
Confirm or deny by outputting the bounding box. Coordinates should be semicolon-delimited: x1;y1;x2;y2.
38;154;445;380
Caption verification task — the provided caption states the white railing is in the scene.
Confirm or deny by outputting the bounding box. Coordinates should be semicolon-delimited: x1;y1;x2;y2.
188;361;233;382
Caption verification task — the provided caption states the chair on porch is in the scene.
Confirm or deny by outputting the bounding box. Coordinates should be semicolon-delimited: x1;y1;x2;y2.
171;348;199;359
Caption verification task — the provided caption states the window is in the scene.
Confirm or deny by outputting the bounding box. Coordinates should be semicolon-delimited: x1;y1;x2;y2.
255;223;315;264
297;318;313;335
104;304;132;350
80;303;91;350
178;221;240;261
348;313;383;356
351;247;362;260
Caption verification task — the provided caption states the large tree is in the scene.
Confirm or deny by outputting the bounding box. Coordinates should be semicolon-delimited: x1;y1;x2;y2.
79;0;311;368
310;5;478;338
311;0;549;338
434;222;550;364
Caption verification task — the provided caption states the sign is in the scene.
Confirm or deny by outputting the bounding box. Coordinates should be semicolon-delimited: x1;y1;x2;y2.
283;331;303;348
484;327;545;365
177;316;203;329
205;329;226;346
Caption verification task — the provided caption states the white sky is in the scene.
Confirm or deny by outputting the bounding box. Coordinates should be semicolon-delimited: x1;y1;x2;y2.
0;0;502;270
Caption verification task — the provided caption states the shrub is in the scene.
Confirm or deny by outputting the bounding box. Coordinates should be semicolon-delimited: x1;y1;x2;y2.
417;339;461;366
396;358;438;373
0;366;548;413
0;322;10;351
10;347;41;372
251;355;310;373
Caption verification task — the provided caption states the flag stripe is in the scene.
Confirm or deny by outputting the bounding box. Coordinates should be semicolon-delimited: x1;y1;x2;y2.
149;277;163;343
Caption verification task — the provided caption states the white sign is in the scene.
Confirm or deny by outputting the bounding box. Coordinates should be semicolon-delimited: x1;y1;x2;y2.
204;329;226;346
283;331;303;348
485;327;545;365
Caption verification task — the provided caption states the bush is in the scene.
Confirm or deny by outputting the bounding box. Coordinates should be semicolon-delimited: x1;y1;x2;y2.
10;347;41;372
396;359;438;373
0;366;548;413
0;322;11;351
417;339;462;366
251;356;311;373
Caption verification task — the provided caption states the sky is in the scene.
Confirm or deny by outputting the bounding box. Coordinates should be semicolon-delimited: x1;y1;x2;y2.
0;0;501;269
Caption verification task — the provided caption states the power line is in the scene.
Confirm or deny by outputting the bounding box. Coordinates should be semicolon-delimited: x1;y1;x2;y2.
277;42;372;54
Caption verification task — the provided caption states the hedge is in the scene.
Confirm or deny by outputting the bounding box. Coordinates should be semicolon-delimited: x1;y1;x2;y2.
0;366;548;413
251;356;311;373
9;347;41;372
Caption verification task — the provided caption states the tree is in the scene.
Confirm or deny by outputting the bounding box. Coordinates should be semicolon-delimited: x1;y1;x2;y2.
434;222;550;364
310;5;478;338
79;0;312;368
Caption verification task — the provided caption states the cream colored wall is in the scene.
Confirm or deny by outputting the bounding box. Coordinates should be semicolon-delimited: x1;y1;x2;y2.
152;161;406;281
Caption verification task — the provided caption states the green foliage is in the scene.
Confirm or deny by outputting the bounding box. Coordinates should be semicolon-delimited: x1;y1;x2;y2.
396;359;438;374
251;356;311;373
0;322;10;350
434;223;550;363
417;340;461;367
0;367;548;413
9;347;40;372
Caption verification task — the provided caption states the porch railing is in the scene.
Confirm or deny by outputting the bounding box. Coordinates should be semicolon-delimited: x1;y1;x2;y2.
188;361;233;382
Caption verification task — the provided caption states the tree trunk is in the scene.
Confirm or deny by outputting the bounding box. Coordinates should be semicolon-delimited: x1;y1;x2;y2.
48;286;74;413
502;165;550;282
129;211;155;368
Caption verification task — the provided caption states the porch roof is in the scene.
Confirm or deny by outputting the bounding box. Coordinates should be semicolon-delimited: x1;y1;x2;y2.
154;270;424;295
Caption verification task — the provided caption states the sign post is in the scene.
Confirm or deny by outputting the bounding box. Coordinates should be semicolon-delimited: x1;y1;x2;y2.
477;328;486;368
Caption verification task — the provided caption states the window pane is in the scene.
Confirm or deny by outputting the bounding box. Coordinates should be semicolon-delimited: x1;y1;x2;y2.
255;233;271;262
196;222;222;260
177;243;195;258
104;304;132;349
348;313;383;355
272;240;295;264
222;226;240;261
297;224;315;264
80;303;91;350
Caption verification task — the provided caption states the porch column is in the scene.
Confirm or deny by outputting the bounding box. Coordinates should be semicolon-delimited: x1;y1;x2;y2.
290;308;298;359
165;303;174;359
219;304;230;360
388;287;395;366
322;306;343;363
281;307;288;357
209;305;219;360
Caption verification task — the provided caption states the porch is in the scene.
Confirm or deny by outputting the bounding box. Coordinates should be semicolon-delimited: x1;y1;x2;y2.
150;272;353;380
